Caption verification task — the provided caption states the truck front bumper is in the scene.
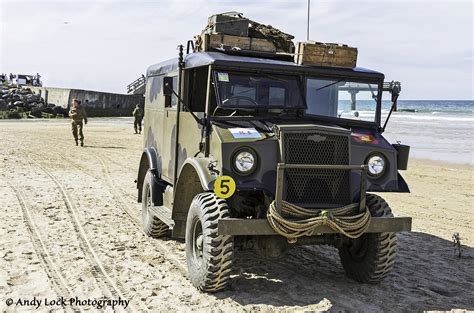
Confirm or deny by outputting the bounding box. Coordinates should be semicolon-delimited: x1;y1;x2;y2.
219;163;412;236
218;216;412;236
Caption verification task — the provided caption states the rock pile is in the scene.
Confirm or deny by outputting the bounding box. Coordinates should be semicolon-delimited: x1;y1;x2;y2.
0;84;67;119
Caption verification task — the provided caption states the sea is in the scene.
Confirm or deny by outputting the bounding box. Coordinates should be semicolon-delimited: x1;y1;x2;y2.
5;100;472;165
380;100;473;165
96;100;474;165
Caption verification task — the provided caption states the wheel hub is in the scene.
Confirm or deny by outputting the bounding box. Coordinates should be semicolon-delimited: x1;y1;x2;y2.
192;219;204;262
196;234;203;250
348;235;369;261
142;188;151;226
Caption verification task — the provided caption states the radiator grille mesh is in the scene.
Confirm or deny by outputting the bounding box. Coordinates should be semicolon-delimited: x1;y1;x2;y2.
281;129;351;208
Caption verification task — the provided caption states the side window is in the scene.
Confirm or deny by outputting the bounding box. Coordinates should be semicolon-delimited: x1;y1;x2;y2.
188;67;208;112
147;75;164;108
170;76;178;107
164;75;178;108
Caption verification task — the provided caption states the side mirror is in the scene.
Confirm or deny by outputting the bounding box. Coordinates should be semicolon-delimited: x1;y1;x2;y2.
390;81;401;103
163;77;174;97
381;81;402;132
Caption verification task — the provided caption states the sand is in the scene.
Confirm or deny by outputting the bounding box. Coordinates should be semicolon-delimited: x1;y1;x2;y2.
0;118;473;312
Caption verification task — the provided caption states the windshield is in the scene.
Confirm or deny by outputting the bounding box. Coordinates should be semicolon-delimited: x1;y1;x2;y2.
305;78;380;123
215;72;305;109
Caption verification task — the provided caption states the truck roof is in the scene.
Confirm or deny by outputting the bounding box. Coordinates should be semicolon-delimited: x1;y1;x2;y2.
147;51;384;80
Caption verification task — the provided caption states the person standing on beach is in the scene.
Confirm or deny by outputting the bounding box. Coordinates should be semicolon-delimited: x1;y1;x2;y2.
68;99;88;146
132;104;143;134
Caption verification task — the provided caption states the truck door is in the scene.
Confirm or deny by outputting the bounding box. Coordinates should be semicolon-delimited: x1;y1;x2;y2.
161;74;178;182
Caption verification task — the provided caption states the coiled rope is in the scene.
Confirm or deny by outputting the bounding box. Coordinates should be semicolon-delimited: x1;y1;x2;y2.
267;200;371;241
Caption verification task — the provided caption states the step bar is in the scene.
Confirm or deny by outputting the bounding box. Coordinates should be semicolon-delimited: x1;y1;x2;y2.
149;206;174;227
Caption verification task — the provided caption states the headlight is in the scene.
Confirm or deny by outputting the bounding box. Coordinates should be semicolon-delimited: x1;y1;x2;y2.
233;149;257;175
366;154;386;178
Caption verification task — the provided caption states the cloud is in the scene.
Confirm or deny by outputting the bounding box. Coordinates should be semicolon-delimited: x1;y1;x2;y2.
1;0;472;99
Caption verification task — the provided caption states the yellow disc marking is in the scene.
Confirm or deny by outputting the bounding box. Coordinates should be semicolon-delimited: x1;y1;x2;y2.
214;176;236;199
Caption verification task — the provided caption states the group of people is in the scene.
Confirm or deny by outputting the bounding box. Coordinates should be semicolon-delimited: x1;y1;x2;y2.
1;73;42;86
68;99;144;146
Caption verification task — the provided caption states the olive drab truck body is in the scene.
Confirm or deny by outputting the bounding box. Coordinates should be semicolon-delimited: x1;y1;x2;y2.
136;32;411;292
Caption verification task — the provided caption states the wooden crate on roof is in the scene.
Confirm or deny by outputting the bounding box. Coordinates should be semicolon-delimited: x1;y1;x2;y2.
294;42;358;68
196;33;276;53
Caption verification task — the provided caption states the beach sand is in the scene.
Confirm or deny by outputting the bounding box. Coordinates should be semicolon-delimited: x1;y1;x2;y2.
0;118;473;311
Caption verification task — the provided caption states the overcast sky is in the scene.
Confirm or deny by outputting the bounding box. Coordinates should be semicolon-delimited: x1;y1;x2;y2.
1;0;472;100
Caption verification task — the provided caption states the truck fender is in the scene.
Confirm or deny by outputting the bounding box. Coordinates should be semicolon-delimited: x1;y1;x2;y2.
171;157;219;238
396;173;410;193
137;147;166;204
178;157;218;191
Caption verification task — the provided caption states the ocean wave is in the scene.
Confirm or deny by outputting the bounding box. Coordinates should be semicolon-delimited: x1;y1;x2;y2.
387;114;474;122
321;109;473;123
396;109;474;114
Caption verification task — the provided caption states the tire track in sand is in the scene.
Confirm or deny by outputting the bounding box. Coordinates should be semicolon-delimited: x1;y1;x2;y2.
6;180;83;312
96;155;187;273
29;157;137;311
55;151;188;275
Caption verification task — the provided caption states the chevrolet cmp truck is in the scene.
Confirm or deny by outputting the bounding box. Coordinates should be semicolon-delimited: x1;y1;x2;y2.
136;44;411;292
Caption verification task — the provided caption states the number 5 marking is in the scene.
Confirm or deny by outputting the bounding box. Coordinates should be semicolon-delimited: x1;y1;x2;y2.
214;176;236;199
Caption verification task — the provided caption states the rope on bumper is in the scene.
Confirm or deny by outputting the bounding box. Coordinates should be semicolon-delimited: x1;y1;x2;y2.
267;200;371;240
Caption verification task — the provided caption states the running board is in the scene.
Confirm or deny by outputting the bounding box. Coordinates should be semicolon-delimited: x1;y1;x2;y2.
218;217;412;236
150;206;174;227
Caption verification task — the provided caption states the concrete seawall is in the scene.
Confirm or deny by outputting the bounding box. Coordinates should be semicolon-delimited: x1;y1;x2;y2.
28;86;144;117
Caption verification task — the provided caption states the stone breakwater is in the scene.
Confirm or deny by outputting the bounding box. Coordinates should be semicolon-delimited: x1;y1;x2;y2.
0;85;67;119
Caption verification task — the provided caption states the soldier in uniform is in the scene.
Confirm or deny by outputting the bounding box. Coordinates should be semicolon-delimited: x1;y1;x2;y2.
68;99;88;146
132;104;144;134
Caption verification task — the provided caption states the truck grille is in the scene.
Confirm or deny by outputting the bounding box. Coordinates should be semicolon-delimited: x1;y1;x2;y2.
280;127;351;208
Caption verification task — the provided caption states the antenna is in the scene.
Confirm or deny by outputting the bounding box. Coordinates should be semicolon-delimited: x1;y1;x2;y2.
306;0;311;41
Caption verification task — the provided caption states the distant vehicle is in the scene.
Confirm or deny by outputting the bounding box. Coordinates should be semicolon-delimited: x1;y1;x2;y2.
9;73;42;87
136;34;412;293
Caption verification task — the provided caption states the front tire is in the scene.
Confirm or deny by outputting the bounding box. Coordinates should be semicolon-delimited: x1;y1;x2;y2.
142;170;168;238
185;193;234;292
338;194;397;283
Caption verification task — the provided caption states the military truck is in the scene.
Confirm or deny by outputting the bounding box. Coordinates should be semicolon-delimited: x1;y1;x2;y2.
136;44;411;292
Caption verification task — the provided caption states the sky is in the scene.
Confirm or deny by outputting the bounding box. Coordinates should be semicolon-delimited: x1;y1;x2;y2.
0;0;472;100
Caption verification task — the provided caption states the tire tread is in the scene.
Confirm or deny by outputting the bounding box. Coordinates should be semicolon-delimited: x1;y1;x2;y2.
186;193;233;292
339;194;398;283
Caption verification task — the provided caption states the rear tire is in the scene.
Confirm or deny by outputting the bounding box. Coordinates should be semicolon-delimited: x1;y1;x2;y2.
142;170;168;238
185;193;234;292
338;194;397;283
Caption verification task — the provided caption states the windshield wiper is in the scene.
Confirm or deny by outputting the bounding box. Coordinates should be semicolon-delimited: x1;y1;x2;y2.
315;80;344;91
249;120;272;132
367;84;378;101
211;119;272;133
